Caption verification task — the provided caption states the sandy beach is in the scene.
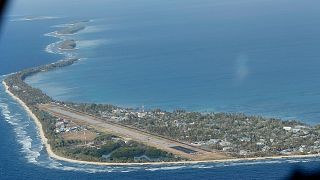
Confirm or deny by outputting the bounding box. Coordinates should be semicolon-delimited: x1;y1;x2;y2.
2;80;320;166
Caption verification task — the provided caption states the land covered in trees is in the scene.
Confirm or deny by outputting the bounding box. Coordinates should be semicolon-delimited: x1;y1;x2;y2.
65;103;320;158
58;40;76;50
56;22;86;35
3;20;320;163
3;21;177;162
3;59;177;163
4;53;320;160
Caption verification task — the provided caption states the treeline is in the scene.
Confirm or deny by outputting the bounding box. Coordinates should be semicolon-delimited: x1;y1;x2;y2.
4;58;79;105
63;102;118;115
56;136;176;163
66;103;320;157
3;54;179;163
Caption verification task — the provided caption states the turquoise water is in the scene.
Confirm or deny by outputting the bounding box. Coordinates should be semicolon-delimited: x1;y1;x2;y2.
25;0;320;124
1;0;320;179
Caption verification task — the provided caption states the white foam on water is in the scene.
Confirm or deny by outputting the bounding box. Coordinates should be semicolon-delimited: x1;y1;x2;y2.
3;17;320;173
44;39;77;59
0;97;42;164
120;170;131;173
44;31;63;38
146;165;186;171
45;41;64;55
2;93;320;173
287;160;301;163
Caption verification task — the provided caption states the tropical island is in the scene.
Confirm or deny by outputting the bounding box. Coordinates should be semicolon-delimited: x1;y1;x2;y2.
58;39;77;50
3;21;320;165
56;22;86;35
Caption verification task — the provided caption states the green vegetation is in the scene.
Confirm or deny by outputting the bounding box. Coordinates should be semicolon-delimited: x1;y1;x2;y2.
55;134;176;163
57;23;86;35
4;21;320;163
3;56;175;163
58;40;76;50
5;55;320;160
67;103;320;158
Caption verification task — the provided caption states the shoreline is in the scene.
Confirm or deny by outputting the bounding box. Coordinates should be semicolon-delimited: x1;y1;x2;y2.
3;79;320;166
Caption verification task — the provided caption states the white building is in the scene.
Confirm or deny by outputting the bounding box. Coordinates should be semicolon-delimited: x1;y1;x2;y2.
283;127;292;131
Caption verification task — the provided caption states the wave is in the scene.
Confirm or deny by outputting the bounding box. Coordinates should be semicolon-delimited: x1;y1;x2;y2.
2;88;320;173
4;19;320;173
44;39;77;59
0;82;144;173
0;96;42;164
146;166;187;171
44;24;109;57
0;83;119;173
5;74;318;173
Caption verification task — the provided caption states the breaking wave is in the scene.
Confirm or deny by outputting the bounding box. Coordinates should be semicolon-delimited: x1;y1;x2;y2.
44;22;109;58
3;18;320;173
44;32;77;59
0;82;42;164
1;84;320;173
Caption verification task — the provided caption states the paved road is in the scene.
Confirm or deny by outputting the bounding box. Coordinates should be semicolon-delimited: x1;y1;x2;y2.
39;103;228;161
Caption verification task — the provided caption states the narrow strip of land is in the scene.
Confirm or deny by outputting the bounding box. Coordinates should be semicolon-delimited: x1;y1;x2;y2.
39;103;228;161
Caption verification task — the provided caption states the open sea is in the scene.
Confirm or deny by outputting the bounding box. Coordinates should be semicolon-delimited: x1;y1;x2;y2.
1;0;320;179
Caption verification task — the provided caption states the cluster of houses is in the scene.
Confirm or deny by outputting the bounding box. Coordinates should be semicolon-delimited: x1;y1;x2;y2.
190;127;320;156
55;118;85;134
62;103;320;157
100;108;155;121
282;125;310;134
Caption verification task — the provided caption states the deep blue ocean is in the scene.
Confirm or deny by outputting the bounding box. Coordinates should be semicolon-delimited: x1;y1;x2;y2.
1;0;320;179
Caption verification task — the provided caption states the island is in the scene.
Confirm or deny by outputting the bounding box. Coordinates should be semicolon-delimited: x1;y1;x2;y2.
58;40;77;50
3;21;320;165
56;22;86;35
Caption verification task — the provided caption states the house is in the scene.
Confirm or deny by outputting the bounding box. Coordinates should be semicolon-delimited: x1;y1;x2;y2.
283;127;292;131
222;147;232;151
295;125;309;129
262;146;270;152
191;142;205;146
219;141;232;147
137;112;146;118
12;85;20;90
292;128;301;133
256;142;264;146
207;139;221;144
280;149;293;155
240;137;251;142
239;150;248;156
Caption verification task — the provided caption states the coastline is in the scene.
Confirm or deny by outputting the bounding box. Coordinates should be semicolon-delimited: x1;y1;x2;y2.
2;79;320;166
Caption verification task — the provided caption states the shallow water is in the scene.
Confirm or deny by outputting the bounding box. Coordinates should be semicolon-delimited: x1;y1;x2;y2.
2;0;320;179
1;85;320;179
23;0;320;124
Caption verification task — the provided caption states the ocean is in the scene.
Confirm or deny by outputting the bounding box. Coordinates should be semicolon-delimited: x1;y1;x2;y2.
1;0;320;179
